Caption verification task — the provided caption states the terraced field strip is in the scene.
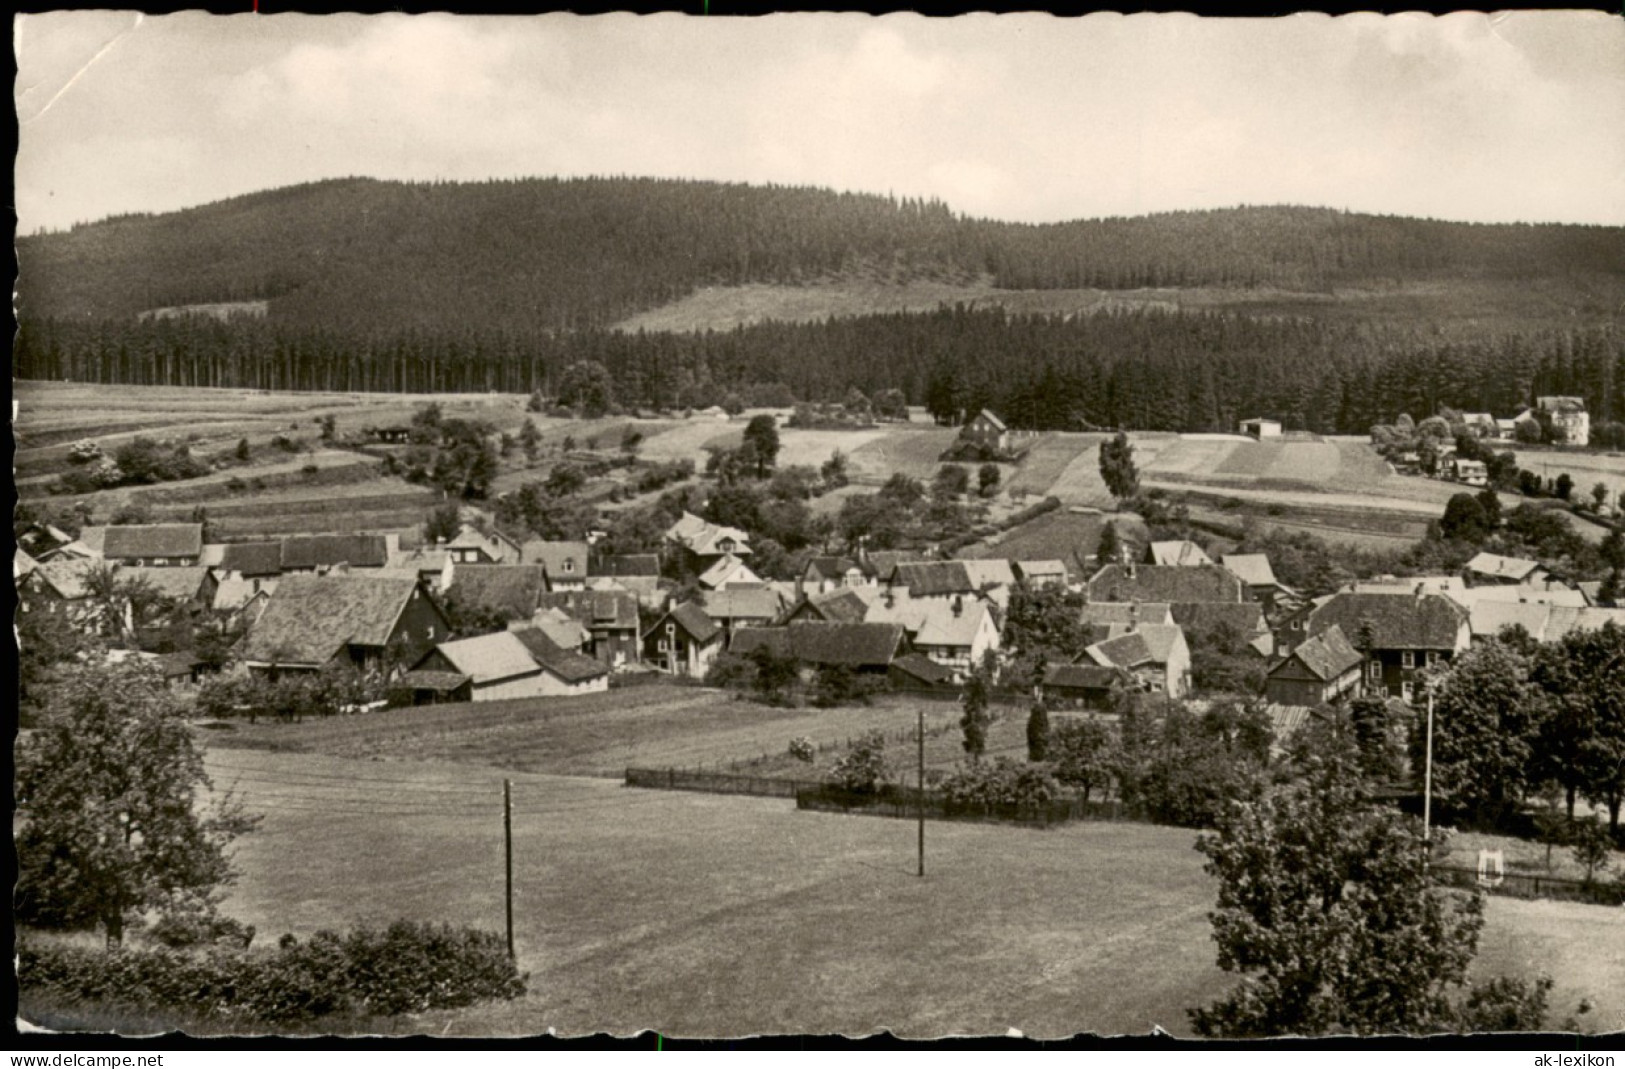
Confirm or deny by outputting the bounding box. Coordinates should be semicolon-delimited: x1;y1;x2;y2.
638;420;747;464
1142;437;1244;476
1007;434;1097;497
846;427;962;485
772;427;893;469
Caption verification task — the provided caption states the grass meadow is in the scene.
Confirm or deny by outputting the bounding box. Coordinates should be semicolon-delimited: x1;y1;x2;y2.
181;747;1625;1039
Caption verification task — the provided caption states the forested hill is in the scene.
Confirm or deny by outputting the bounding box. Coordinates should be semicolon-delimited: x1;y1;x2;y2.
18;176;1625;335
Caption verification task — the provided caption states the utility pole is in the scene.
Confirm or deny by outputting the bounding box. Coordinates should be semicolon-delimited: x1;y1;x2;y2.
504;778;515;961
917;709;925;879
1422;688;1435;874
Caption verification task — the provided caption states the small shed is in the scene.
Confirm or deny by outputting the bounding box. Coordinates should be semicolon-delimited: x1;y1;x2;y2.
1238;417;1283;440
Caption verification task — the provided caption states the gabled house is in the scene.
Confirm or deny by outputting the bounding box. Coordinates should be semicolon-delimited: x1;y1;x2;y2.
17;557;102;627
1465;552;1549;587
1536;396;1589;446
1042;663;1133;710
534;590;642;667
412;627;607;700
1265;624;1363;707
587;553;665;607
665;511;752;570
515;605;594;654
781;587;872;626
887;560;1015;612
1145;540;1214;568
800;556;868;596
1462;413;1498;438
696;587;787;641
384;545;456;593
1013;560;1069;590
699;553;762;591
643;601;725;679
893;595;1001;681
443;524;522;564
395;670;475;706
1086;563;1245;606
1220;554;1288;614
518;540;590;590
212;576;276;629
1300;590;1470;703
239;573;448;677
444;564;553;623
1079;601;1174;644
98;523;205;567
117;565;218;618
280;534;390;574
1082;623;1191;698
219;541;285;580
962;409;1010;453
510;628;610;694
1450;457;1488;487
728;622;908;677
1467;602;1625;645
856;548;924;584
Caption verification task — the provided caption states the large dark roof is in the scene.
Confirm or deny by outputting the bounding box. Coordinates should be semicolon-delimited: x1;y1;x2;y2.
220;541;284;576
103;523;203;560
649;601;722;644
1044;664;1130;690
1087;564;1243;605
281;534;388;570
890;653;955;685
398;669;471;693
892;561;978;597
449;564;552;619
729;622;905;668
537;589;640;630
1308;591;1467;651
242;573;426;665
792;588;871;625
510;627;610;683
1279;624;1363;682
805;556;860;580
592;554;660;578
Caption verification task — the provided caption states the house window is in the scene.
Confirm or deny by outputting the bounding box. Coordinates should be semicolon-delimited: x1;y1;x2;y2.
1291;619;1304;631
658;640;669;652
564;558;575;573
427;626;435;640
1368;662;1382;681
1402;651;1415;669
666;622;675;634
1402;681;1415;702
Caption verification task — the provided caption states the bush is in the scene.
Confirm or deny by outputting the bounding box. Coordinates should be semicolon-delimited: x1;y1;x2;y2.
788;737;817;763
20;920;526;1025
67;439;104;464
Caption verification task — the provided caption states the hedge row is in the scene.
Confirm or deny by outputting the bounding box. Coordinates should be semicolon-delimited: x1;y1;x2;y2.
21;920;527;1024
942;495;1062;553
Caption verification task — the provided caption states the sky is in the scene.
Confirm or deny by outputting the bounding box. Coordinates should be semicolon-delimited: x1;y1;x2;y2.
14;11;1625;234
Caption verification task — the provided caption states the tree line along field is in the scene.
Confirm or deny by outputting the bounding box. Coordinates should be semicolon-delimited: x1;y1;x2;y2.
194;745;1625;1038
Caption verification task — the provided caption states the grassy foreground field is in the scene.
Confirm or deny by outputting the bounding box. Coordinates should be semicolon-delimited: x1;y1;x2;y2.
178;748;1625;1039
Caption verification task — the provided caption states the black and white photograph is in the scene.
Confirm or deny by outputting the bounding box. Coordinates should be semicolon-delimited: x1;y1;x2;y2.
12;9;1625;1043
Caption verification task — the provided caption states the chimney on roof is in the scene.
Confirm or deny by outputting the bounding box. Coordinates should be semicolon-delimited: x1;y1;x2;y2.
952;594;963;618
1127;603;1138;633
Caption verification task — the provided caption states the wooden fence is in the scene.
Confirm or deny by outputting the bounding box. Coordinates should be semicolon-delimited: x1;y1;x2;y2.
1430;864;1624;907
795;785;1137;828
624;767;824;799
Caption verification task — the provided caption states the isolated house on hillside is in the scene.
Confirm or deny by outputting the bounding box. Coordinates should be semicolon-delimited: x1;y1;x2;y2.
1145;541;1214;568
643;601;725;679
98;524;205;567
1082;624;1191;698
1302;590;1470;703
240;573;447;676
1536;396;1589;446
1265;624;1363;706
1086;563;1244;605
518;540;590;590
962;409;1010;453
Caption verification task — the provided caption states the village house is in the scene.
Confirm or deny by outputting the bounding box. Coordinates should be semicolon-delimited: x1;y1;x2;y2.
17;557;103;628
1079;601;1174;644
665;511;752;571
1449;457;1488;487
1536;396;1590;446
1264;624;1363;706
383;544;456;593
1466;601;1625;645
239;573;447;677
868;592;1001;681
728;622;909;679
518;540;590;590
1013;560;1070;590
393;669;475;706
1300;589;1471;703
514;605;594;654
799;556;868;596
886;559;1015;612
411;627;607;700
1169;601;1273;656
1465;552;1550;587
699;553;762;591
642;601;725;679
587;553;664;608
962;409;1010;453
1220;554;1292;615
279;533;391;575
533;589;642;667
856;548;925;584
1041;663;1133;711
781;587;872;626
888;652;958;691
15;521;78;562
1086;563;1245;606
1145;540;1214;567
218;541;286;582
212;577;274;630
444;524;522;564
1080;623;1192;698
91;523;205;567
1461;413;1498;438
696;587;787;641
443;564;553;622
116;565;218;618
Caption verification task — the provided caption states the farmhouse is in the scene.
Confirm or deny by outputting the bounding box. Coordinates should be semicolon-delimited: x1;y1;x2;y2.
887;559;1015;611
699;553;762;591
728;622;907;676
280;534;390;574
94;523;205;567
962;409;1010;453
867;591;1001;680
518;540;590;590
643;601;725;679
239;573;447;676
1301;590;1470;703
1145;540;1213;567
1536;396;1590;446
413;628;607;700
587;553;663;606
1264;624;1362;706
697;587;787;640
1238;417;1282;439
1081;624;1192;698
1041;663;1133;710
1465;552;1549;587
800;556;868;595
534;589;642;667
1086;563;1245;605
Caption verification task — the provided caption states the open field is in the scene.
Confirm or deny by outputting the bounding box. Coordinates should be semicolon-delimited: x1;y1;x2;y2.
201;683;971;778
1512;448;1625;510
846;426;961;485
169;747;1625;1039
1006;433;1107;498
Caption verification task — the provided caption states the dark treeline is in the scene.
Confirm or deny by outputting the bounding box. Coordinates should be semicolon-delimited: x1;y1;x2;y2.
17;308;1625;434
18;177;1625;335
